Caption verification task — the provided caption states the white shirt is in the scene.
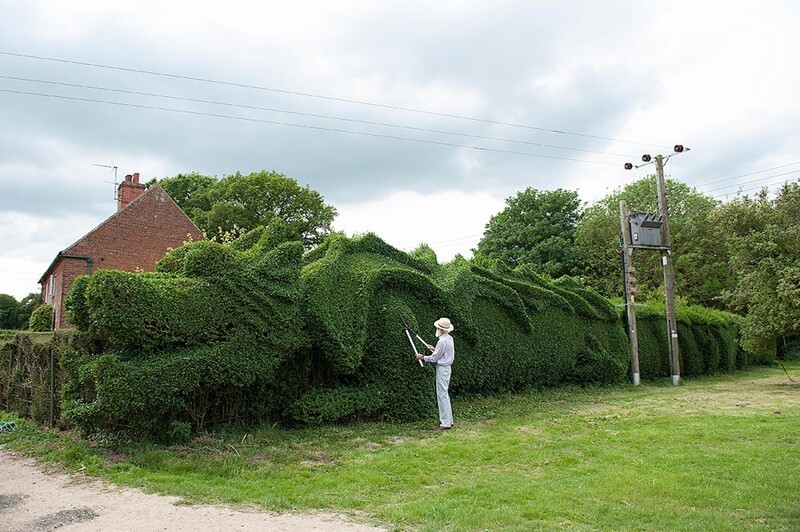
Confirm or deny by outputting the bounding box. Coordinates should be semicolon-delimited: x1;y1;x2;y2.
424;332;454;366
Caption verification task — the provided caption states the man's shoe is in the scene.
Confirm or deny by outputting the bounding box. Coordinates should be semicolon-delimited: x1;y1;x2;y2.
434;426;451;431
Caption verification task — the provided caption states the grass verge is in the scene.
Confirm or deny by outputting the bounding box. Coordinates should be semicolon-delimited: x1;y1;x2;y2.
3;364;799;530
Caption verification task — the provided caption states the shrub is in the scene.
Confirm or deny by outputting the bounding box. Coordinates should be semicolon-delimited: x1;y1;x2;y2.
0;330;84;425
60;229;756;434
293;233;629;423
28;305;52;332
62;220;307;434
633;303;750;378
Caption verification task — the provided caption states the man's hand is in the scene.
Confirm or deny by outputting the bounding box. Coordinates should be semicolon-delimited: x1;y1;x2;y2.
427;345;435;352
415;353;424;360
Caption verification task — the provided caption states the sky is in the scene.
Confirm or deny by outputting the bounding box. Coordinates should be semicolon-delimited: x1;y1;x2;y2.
1;1;799;300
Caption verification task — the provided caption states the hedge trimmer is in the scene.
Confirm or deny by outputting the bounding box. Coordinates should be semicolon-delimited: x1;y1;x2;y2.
400;315;433;367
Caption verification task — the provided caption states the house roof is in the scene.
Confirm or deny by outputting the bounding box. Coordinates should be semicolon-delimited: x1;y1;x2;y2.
38;183;202;284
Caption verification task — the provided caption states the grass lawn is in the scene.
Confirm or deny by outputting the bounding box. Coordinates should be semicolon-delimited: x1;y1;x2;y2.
3;363;799;530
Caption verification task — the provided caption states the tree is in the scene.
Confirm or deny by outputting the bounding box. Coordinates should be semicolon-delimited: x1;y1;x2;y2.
157;172;216;214
714;182;800;354
475;188;582;278
17;293;41;329
0;292;41;329
160;171;337;248
574;175;727;307
0;294;19;329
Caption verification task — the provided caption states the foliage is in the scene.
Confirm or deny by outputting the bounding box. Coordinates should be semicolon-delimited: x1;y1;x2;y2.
475;188;582;278
713;183;800;354
778;335;800;360
59;228;751;434
574;175;727;307
155;172;216;213
0;292;41;330
0;330;81;424
18;293;41;329
159;170;337;248
294;232;634;424
4;366;799;530
61;219;307;436
0;294;20;329
28;304;52;332
632;302;750;378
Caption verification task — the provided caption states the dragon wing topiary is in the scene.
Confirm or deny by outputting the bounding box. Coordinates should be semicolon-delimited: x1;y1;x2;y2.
293;232;630;423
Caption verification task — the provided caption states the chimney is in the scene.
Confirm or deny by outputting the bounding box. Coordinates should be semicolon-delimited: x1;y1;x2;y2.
117;171;147;211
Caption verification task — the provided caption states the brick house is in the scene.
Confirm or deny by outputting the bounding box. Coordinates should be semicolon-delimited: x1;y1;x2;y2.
39;172;204;329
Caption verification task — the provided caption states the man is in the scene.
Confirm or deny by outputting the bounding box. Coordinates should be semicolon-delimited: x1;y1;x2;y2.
416;317;454;430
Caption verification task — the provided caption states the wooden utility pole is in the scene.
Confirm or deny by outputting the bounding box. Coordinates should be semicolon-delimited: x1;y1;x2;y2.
619;200;640;385
655;154;681;385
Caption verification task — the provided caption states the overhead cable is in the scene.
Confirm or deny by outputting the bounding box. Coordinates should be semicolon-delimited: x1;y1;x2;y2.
701;169;800;194
0;50;670;149
0;88;620;166
0;75;634;158
712;178;799;200
695;160;800;188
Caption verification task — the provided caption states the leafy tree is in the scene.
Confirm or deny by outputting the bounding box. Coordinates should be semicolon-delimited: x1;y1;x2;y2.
17;292;41;329
157;172;216;214
714;182;800;354
475;188;582;278
0;294;19;329
574;175;727;307
160;171;337;248
0;292;41;329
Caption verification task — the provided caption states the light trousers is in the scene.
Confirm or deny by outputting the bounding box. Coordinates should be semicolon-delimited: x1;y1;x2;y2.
435;364;453;428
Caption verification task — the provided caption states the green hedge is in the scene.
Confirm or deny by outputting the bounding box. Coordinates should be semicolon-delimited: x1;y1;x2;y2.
58;230;755;434
292;233;629;423
28;304;53;332
633;303;753;378
0;330;82;425
62;220;308;436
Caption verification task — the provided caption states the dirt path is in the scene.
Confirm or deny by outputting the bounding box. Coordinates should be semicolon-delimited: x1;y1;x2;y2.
0;450;382;532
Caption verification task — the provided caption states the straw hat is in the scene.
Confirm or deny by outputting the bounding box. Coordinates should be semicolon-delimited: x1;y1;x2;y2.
434;317;454;332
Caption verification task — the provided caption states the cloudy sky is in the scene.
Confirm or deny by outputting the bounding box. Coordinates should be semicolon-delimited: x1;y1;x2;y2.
1;1;799;299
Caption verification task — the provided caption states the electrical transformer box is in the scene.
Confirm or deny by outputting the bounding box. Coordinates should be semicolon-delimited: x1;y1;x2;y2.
629;212;664;248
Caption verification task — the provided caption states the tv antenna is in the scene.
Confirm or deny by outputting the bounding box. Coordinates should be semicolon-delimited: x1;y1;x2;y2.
94;163;119;201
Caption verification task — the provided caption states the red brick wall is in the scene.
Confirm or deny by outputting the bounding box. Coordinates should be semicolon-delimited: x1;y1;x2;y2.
43;258;92;330
45;184;204;329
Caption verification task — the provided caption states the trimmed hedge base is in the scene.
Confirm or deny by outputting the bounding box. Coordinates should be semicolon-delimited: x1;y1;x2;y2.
634;304;757;378
6;229;757;436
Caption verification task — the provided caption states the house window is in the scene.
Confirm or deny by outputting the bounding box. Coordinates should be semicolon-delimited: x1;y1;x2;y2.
49;274;57;299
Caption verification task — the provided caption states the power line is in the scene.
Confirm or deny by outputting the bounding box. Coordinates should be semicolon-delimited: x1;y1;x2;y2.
702;169;800;194
0;75;634;159
694;160;800;188
0;50;671;149
712;177;800;200
0;88;620;166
